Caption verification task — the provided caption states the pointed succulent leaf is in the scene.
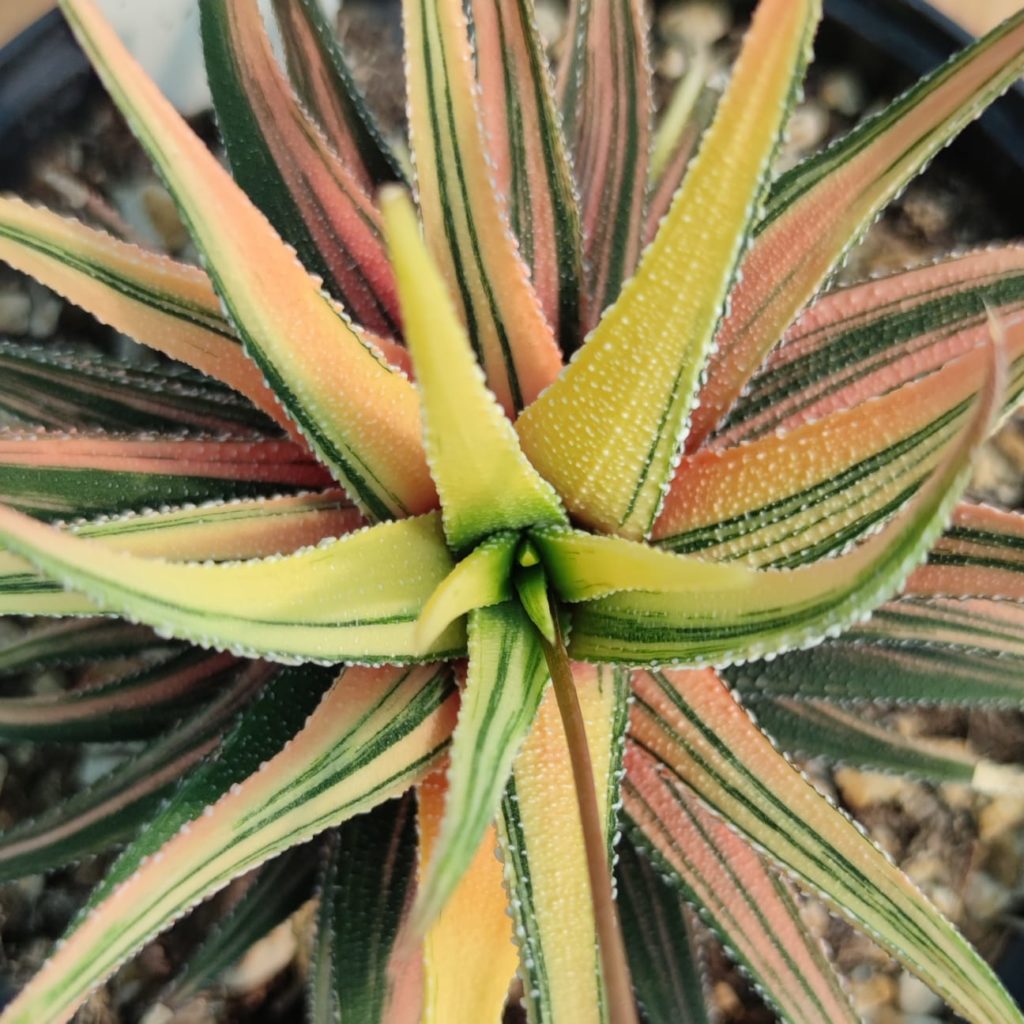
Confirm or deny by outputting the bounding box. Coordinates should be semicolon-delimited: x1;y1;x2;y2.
415;534;517;652
59;0;434;520
0;505;463;664
499;664;629;1023
726;597;1024;706
470;0;582;344
0;619;162;674
571;357;997;664
687;10;1024;452
201;0;402;337
629;667;1023;1024
0;434;329;519
557;0;652;327
382;190;567;550
655;340;1020;567
746;696;1022;792
615;837;712;1024
0;197;293;433
516;0;821;539
0;490;361;617
532;526;754;602
415;601;549;931
309;801;419;1024
270;0;406;188
0;342;275;436
402;0;563;414
418;769;518;1024
908;500;1024;599
0;432;331;522
0;663;269;882
171;844;317;1006
0;647;239;743
3;664;458;1024
718;247;1024;445
624;750;858;1024
645;52;716;243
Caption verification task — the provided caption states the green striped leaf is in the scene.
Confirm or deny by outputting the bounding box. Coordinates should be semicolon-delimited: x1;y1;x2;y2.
726;598;1024;706
615;837;712;1024
0;491;361;617
654;338;1022;567
0;196;291;433
624;750;857;1024
0;648;239;743
571;360;995;665
0;432;331;522
499;663;629;1022
745;696;1022;791
270;0;405;188
910;501;1024;599
382;190;566;552
686;11;1024;452
558;0;651;328
516;0;821;539
309;799;418;1023
0;505;463;664
645;52;716;244
169;843;317;1005
403;0;563;414
201;0;402;337
0;343;275;436
61;0;436;520
717;247;1024;446
0;662;269;882
629;667;1022;1024
0;619;164;674
471;0;582;344
3;663;458;1024
414;601;548;930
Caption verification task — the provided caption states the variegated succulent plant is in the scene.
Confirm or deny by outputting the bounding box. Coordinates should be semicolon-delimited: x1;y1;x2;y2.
1;0;1024;1021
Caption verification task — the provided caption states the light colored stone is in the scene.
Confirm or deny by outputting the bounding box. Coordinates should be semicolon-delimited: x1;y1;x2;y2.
834;767;906;811
0;290;31;334
849;973;897;1016
820;69;866;116
964;870;1012;920
898;971;942;1015
979;793;1024;841
660;1;732;47
712;981;741;1016
222;918;297;994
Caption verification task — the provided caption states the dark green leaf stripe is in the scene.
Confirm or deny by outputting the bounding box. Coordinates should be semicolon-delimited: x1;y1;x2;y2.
722;259;1024;441
632;670;1020;1024
747;696;978;780
0;664;268;882
201;0;398;334
41;666;454;1015
0;221;235;340
71;663;336;924
623;775;855;1024
0;620;165;674
271;0;406;187
727;604;1024;706
0;648;240;743
615;837;711;1024
761;10;1024;230
310;799;417;1024
0;463;314;523
415;600;548;927
0;343;274;435
169;843;317;1005
660;402;965;566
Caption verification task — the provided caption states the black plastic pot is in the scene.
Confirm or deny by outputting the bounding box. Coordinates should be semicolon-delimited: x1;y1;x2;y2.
0;9;91;189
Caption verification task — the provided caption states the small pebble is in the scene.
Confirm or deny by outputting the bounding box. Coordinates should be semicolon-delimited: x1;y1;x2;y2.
0;290;31;334
659;1;732;47
820;68;866;116
899;971;943;1015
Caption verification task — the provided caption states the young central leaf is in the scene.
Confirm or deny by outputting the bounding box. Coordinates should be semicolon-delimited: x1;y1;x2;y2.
382;190;567;552
516;0;822;539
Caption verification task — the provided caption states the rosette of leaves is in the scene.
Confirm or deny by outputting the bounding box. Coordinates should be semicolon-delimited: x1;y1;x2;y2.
2;0;1024;1021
